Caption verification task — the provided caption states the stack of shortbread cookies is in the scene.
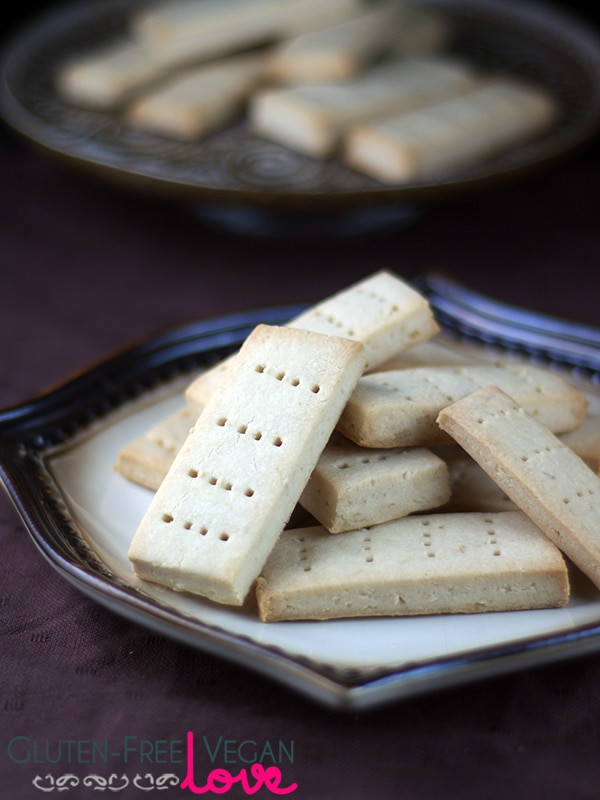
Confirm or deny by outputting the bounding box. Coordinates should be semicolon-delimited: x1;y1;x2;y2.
56;0;558;183
118;271;600;621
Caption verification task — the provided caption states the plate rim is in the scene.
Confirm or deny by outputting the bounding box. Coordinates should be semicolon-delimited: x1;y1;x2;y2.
3;285;600;710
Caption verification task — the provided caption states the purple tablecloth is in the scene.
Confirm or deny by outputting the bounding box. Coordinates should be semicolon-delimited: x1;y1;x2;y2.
1;118;600;799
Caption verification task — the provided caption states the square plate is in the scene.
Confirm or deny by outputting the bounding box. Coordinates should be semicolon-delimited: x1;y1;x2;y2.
3;278;600;711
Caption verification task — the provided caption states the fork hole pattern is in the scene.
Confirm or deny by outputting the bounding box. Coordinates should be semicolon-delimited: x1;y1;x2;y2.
188;468;255;499
255;363;302;388
160;515;227;541
422;524;435;557
312;309;356;339
299;545;311;572
335;454;389;469
212;416;285;448
487;528;501;556
154;437;178;453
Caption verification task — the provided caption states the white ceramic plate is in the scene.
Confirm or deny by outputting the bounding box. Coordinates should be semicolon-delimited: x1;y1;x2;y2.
3;280;600;710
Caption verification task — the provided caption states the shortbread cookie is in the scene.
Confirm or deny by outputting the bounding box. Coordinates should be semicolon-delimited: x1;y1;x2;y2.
250;56;478;156
56;38;167;109
437;386;600;591
559;414;600;473
265;5;453;84
441;445;600;512
132;0;364;70
128;324;366;605
256;511;569;621
376;339;482;371
299;436;450;532
338;364;588;447
263;1;408;84
345;79;557;183
186;270;439;411
288;270;439;368
126;54;265;140
440;450;517;513
115;405;198;491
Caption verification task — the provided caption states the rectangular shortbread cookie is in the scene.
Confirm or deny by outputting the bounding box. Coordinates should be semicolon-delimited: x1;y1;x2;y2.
437;386;600;590
376;339;482;370
441;433;600;514
440;450;517;513
56;38;167;109
132;0;364;70
344;79;557;183
134;0;364;41
559;414;600;474
299;436;450;532
125;54;266;140
250;56;478;156
288;269;439;368
263;2;408;84
256;511;569;621
128;324;366;605
185;270;439;411
115;405;198;491
337;363;588;447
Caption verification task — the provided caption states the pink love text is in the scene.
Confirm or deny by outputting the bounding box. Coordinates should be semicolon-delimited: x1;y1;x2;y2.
181;732;298;795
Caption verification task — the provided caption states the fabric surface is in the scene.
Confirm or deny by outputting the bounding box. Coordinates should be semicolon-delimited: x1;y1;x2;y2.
0;96;599;799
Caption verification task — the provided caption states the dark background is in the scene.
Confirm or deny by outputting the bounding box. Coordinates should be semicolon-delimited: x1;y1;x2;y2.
3;0;600;31
3;0;600;49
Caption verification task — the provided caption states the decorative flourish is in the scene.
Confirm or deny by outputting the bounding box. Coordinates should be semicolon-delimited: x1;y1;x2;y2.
82;774;130;791
33;773;80;792
133;773;180;791
32;773;179;792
